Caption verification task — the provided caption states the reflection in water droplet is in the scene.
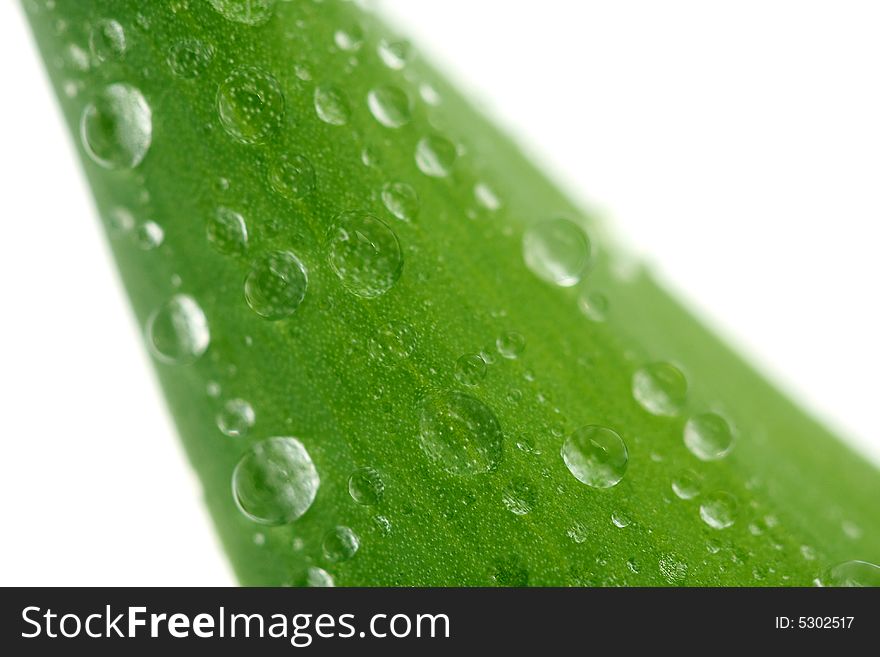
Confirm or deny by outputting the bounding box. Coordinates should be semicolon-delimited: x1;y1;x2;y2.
369;322;416;361
268;153;315;200
381;181;419;222
523;218;590;287
323;526;360;562
699;491;737;529
217;66;284;145
367;85;412;128
418;391;503;475
244;251;308;320
207;206;248;255
824;560;880;587
455;354;487;387
217;398;255;437
496;331;525;359
632;362;687;417
415;135;456;177
81;83;152;169
208;0;276;26
611;510;632;528
684;412;735;461
89;19;126;63
146;294;210;364
314;85;351;125
326;211;403;298
348;467;385;506
232;437;319;525
561;425;628;489
168;38;215;78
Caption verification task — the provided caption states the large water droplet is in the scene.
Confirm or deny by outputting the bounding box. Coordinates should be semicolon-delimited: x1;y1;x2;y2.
381;181;419;222
268;154;315;200
561;425;628;489
217;398;255;437
348;467;385;506
523;218;591;287
146;294;210;365
824;560;880;587
207;206;248;255
217;67;284;145
369;322;416;361
89;19;126;63
699;491;737;529
80;83;152;169
244;251;308;320
496;331;525;359
314;85;351;126
632;362;687;417
323;526;360;562
208;0;276;26
418;391;503;475
415;135;456;177
232;437;319;525
454;353;487;387
684;412;735;461
326;211;403;298
367;85;412;128
168;38;215;79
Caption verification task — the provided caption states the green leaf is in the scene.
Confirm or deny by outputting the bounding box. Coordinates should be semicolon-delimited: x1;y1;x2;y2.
23;0;879;586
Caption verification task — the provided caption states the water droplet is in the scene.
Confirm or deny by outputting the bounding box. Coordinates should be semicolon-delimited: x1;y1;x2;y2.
367;85;412;128
207;206;248;255
252;531;265;546
168;38;214;78
523;218;591;287
671;470;701;500
502;479;535;516
294;62;312;81
217;66;284;145
415;135;456;177
381;181;419;222
561;425;628;489
326;211;402;298
135;221;164;250
306;566;335;587
659;553;688;584
799;545;817;561
632;362;687;417
63;43;90;71
369;322;416;361
323;526;360;562
841;519;863;540
372;514;392;537
334;24;364;51
81;83;152;169
314;85;350;125
474;182;501;212
496;331;525;359
216;398;255;437
454;354;487;387
578;290;608;322
206;381;221;398
567;521;589;544
89;19;126;63
268;153;315;200
684;412;735;461
348;467;385;506
418;391;503;475
208;0;276;26
699;491;737;529
146;294;210;364
377;39;411;69
244;250;308;320
824;560;880;587
232;436;319;525
419;82;441;106
611;510;632;528
107;207;134;234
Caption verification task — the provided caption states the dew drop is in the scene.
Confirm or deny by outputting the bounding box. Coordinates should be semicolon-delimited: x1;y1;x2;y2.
368;322;416;361
135;221;164;250
381;181;419;222
632;362;687;417
496;331;525;359
419;82;441;106
523;218;590;287
824;561;880;587
372;514;392;537
207;206;248;255
216;398;255;437
168;38;215;79
81;83;152;169
502;479;535;516
244;250;308;320
671;470;701;500
684;412;735;461
89;19;126;63
799;545;817;561
377;39;411;69
367;85;412;128
232;437;318;525
268;153;315;200
326;211;403;298
418;391;503;475
699;491;737;529
415;135;456;177
454;353;487;387
561;425;628;489
334;24;364;51
348;467;385;506
217;66;284;145
323;526;360;562
578;290;608;322
474;182;501;212
306;566;335;587
659;553;688;584
314;85;351;125
146;294;210;365
611;510;632;528
567;521;589;544
208;0;276;26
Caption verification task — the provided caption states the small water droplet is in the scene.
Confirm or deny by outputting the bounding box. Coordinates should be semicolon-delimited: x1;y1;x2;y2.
206;381;221;398
377;39;411;69
561;425;628;489
415;135;456;177
632;362;687;417
268;153;315;200
348;467;385;506
523;218;591;287
207;206;248;255
474;182;501;212
81;83;152;169
306;566;335;587
372;514;392;537
232;437;319;525
578;290;608;321
313;85;351;125
367;85;412;128
217;66;284;145
418;391;503;475
684;412;735;461
326;211;403;298
824;560;880;587
515;436;541;456
799;545;817;561
611;510;632;528
380;181;419;222
89;19;126;63
334;23;364;51
135;221;164;250
658;553;688;584
208;0;276;26
496;331;525;359
841;519;863;540
454;353;487;387
323;526;360;562
244;250;308;320
369;322;416;361
699;491;738;529
146;294;210;364
671;470;701;500
567;521;589;544
168;38;214;78
502;479;535;516
294;62;312;81
216;398;255;437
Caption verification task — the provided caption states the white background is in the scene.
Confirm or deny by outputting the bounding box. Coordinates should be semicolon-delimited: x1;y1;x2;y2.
1;1;877;585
